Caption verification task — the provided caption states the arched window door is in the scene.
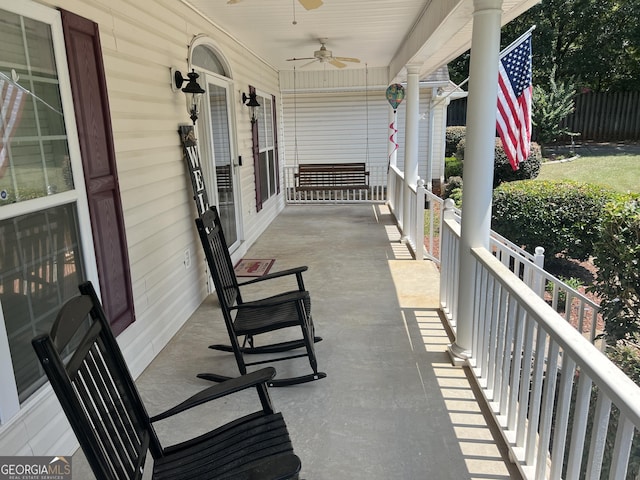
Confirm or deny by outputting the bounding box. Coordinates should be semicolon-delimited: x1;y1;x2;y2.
191;44;240;249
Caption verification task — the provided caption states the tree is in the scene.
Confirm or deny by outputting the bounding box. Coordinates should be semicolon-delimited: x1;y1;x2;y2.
449;0;640;93
532;70;577;148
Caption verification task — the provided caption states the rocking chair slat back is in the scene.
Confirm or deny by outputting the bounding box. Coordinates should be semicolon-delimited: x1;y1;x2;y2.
32;282;158;479
195;206;327;387
33;281;302;479
202;209;241;310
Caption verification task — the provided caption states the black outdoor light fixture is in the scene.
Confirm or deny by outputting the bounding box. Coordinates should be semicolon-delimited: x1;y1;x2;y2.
174;69;205;124
242;91;261;123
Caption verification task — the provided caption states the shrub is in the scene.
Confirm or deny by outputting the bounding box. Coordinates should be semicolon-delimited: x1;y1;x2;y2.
545;276;583;310
449;187;463;208
454;137;466;162
606;344;640;385
444;156;463;179
445;126;466;157
443;176;463;199
454;136;542;187
589;197;640;345
493;139;542;187
532;73;577;148
492;180;623;261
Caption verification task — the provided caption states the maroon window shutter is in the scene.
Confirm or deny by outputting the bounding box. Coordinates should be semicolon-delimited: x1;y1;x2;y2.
272;95;280;194
250;85;262;212
60;9;135;335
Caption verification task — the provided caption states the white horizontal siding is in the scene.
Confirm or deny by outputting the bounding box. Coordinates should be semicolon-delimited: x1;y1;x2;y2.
0;0;284;457
279;66;389;91
281;87;442;184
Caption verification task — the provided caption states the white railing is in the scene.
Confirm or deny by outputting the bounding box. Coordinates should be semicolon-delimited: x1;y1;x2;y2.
438;204;637;478
386;167;427;260
438;200;603;343
468;246;640;480
283;165;387;204
387;165;404;228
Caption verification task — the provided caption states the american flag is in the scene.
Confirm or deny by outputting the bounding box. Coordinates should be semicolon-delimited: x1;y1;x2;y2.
1;76;27;179
496;32;533;171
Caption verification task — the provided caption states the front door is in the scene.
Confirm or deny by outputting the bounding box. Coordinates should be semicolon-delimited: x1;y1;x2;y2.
200;75;240;249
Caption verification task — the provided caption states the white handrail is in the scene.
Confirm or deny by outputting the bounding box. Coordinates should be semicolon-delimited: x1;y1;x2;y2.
468;246;640;479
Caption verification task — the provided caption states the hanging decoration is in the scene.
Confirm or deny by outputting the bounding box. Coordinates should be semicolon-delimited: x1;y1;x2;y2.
386;83;405;169
385;83;405;112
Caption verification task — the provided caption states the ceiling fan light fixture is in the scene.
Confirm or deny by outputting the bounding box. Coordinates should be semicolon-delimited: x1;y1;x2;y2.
287;38;361;69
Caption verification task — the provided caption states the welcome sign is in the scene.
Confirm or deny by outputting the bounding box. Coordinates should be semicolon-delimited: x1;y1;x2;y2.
179;125;210;217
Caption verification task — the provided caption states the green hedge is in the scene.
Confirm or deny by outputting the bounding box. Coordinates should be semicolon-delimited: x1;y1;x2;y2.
590;197;640;345
493;139;542;187
455;137;541;187
444;156;463;179
492;180;624;261
445;126;466;157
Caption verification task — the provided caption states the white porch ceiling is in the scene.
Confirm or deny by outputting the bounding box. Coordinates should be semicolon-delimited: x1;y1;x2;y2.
183;0;539;82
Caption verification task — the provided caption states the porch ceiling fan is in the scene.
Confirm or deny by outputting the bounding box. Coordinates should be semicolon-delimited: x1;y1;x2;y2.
227;0;323;9
286;38;361;69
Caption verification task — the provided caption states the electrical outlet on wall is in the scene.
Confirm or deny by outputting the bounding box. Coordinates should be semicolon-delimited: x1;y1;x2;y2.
184;248;191;269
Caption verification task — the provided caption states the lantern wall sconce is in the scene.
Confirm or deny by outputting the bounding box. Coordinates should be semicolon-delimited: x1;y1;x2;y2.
173;68;205;125
242;91;260;124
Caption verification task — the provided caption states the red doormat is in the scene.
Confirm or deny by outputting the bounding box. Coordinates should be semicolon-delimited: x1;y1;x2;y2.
234;258;275;277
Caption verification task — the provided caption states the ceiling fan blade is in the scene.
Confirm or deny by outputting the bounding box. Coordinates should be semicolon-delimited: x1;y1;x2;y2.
298;0;323;10
300;59;319;68
334;56;361;63
329;59;347;68
287;57;315;61
226;0;241;4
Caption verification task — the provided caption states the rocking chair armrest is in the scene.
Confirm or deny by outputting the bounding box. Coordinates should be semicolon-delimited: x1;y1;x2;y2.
231;291;309;310
149;367;277;423
237;266;308;287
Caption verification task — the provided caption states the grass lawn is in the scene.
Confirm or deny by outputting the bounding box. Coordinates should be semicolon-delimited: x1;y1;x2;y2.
537;155;640;194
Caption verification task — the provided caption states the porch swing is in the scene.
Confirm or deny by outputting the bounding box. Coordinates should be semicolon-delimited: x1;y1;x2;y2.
292;65;371;198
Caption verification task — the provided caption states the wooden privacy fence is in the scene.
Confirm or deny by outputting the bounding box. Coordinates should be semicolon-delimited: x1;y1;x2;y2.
447;91;640;141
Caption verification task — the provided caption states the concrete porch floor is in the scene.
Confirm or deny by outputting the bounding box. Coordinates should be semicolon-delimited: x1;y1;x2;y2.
74;204;521;479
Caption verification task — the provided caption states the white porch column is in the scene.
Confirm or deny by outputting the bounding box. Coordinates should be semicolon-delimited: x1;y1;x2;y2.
449;0;503;362
402;64;421;237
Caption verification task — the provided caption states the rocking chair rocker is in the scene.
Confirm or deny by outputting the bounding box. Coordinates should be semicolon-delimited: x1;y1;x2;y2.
32;281;301;479
195;206;326;387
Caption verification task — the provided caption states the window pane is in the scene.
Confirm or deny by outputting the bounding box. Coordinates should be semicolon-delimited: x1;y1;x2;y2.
1;204;86;401
257;102;266;150
192;45;226;76
269;153;277;195
0;8;69;205
0;12;27;69
1;140;72;202
259;151;269;203
23;17;58;78
264;99;273;149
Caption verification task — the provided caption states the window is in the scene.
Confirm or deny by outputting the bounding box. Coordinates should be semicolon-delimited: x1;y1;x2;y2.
256;93;278;204
0;4;89;405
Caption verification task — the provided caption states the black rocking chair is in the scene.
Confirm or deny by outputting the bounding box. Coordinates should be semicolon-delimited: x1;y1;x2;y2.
32;281;301;480
195;206;326;387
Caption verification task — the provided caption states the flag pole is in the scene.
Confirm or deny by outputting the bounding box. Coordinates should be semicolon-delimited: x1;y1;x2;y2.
0;70;63;116
434;24;536;106
499;24;536;59
432;77;468;106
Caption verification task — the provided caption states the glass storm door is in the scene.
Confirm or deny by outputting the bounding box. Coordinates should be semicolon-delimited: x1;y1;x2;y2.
202;78;239;248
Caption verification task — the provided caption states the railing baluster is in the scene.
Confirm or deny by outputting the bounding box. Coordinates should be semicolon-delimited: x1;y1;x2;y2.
549;355;576;479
